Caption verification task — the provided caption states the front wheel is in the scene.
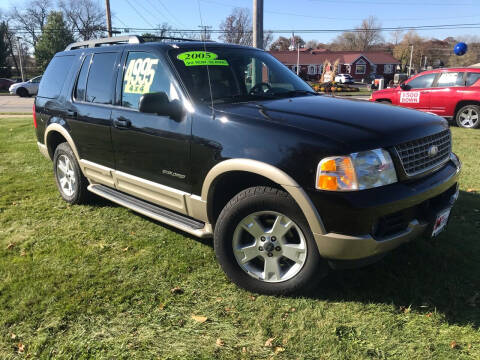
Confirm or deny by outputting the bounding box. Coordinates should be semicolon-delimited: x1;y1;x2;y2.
456;104;480;129
214;186;328;295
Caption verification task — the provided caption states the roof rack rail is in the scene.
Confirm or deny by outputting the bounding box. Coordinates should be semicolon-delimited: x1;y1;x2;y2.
141;36;215;43
65;35;144;51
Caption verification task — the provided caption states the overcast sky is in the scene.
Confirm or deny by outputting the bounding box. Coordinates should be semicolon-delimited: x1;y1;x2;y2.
2;0;480;43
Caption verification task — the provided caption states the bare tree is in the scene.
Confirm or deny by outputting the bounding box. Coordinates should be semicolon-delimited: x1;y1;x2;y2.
270;35;305;51
356;16;383;51
59;0;105;41
330;16;383;51
10;0;52;46
219;8;252;46
390;29;403;46
263;30;274;50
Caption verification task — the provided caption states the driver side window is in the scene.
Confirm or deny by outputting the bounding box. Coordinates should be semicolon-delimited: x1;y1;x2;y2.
407;73;436;89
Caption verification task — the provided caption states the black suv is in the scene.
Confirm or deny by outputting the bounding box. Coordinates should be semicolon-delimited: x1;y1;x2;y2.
34;36;461;294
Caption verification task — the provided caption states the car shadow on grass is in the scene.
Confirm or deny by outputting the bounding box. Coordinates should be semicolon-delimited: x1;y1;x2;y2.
308;191;480;329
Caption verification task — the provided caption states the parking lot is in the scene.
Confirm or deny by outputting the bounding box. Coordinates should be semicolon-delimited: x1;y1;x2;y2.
0;95;34;113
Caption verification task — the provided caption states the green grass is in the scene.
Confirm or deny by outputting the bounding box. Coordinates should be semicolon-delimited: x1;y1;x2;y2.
1;116;479;359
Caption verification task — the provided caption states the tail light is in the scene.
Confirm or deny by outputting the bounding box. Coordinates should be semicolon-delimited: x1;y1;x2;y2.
32;103;37;128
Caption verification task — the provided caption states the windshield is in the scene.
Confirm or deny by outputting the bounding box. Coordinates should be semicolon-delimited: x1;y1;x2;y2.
169;46;316;104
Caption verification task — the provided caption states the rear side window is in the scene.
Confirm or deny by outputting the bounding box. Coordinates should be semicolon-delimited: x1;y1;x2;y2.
85;52;117;104
436;72;464;87
74;54;92;101
466;72;480;86
38;55;74;98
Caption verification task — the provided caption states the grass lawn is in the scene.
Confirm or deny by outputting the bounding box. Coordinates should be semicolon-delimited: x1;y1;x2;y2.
1;116;479;359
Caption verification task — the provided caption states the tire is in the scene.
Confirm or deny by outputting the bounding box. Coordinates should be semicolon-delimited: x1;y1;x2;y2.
53;142;90;204
455;104;480;129
214;186;328;295
17;88;28;97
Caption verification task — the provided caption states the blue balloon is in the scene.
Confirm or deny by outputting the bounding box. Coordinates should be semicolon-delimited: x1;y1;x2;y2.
454;42;468;56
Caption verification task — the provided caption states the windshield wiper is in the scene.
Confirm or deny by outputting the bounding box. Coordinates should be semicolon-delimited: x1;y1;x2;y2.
280;90;319;97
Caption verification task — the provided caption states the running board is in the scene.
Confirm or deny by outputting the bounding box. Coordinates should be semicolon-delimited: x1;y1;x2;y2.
88;184;212;238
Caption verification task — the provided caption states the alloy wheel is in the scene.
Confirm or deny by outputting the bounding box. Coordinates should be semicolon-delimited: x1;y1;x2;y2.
232;211;307;283
56;154;76;197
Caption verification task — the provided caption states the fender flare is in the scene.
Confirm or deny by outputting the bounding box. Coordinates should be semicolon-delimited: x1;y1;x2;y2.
44;123;81;161
201;158;326;235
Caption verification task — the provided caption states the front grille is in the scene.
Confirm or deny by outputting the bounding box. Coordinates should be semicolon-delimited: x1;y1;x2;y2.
395;129;451;177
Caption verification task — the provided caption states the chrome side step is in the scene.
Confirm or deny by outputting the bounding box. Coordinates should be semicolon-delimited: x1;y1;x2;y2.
88;184;212;238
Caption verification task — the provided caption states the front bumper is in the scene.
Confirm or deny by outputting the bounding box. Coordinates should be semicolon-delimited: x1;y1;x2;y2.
310;154;461;261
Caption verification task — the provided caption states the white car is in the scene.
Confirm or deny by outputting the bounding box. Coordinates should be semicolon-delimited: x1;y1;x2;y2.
9;76;42;97
334;74;354;84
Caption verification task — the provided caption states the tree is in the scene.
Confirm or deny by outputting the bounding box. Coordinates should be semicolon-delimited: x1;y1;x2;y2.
10;0;52;46
34;11;74;71
448;51;478;67
331;16;383;51
0;22;11;77
393;30;425;72
270;35;305;51
59;0;105;40
219;8;252;46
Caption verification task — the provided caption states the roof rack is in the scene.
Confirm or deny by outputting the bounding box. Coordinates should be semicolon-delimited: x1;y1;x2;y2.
65;35;214;50
65;35;143;50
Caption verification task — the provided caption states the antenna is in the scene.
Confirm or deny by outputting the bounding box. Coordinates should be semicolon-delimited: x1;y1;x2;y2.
196;0;215;117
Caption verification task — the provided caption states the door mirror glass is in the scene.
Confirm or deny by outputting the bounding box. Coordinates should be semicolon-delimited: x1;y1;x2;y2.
400;83;410;90
138;92;183;120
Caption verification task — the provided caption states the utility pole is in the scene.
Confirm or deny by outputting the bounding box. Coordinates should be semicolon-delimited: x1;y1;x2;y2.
16;37;24;82
198;25;212;41
408;45;414;77
253;0;263;49
105;0;112;37
424;56;428;70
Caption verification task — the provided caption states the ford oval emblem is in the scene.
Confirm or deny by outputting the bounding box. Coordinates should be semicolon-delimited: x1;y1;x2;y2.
428;145;439;157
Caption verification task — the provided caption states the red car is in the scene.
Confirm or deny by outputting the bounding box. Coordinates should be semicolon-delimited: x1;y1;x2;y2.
0;78;15;91
370;68;480;129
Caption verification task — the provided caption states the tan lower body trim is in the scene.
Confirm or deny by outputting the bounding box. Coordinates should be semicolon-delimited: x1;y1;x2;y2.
37;142;49;159
79;159;206;221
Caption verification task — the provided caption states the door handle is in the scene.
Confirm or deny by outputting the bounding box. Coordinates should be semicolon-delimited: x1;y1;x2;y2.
66;109;77;117
420;91;430;94
114;117;131;128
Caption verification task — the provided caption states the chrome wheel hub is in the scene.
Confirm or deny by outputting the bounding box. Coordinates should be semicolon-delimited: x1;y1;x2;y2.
56;154;76;197
459;108;479;128
232;211;307;283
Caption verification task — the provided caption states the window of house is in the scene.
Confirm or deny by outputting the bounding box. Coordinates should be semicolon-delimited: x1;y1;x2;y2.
85;52;117;104
317;65;323;74
308;65;316;75
436;72;464;87
466;72;480;86
355;64;366;74
384;64;394;74
122;51;178;110
407;73;437;89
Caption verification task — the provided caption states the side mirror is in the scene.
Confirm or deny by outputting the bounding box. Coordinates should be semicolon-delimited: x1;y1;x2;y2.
138;92;183;121
400;83;410;91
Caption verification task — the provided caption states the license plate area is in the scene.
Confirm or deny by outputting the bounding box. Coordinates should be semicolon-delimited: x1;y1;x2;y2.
431;207;451;237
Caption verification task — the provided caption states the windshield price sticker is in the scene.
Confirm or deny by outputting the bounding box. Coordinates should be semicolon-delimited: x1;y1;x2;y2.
177;51;229;66
124;57;159;94
400;91;420;103
438;72;458;85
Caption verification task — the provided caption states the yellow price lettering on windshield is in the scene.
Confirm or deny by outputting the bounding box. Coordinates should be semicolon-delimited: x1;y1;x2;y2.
124;57;159;94
177;51;229;66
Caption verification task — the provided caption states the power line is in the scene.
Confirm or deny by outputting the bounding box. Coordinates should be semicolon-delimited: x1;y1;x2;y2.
123;0;155;28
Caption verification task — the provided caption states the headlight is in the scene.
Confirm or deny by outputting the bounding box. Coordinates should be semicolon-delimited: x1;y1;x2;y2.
316;148;397;191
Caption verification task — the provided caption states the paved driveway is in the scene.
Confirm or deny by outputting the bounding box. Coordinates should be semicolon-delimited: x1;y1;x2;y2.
0;95;34;113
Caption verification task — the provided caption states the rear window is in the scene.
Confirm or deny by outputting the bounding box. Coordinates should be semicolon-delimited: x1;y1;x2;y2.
38;55;75;98
466;72;480;86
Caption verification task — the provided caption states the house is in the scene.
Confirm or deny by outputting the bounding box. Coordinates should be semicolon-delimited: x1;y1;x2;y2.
269;49;400;82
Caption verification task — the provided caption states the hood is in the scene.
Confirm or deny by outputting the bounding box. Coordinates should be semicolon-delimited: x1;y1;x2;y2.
213;95;447;153
9;82;26;90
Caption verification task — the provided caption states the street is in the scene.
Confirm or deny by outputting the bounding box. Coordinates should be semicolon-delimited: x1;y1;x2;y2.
0;95;34;113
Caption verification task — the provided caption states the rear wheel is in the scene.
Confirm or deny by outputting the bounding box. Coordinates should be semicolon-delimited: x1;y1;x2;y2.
456;104;480;129
53;142;90;204
214;186;328;295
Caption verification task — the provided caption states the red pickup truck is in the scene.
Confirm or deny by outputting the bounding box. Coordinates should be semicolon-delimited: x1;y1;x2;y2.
370;68;480;129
